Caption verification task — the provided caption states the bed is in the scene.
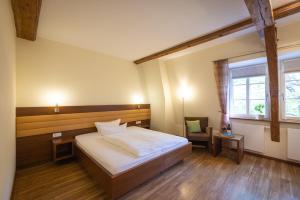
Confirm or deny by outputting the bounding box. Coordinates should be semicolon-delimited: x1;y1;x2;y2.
75;126;192;199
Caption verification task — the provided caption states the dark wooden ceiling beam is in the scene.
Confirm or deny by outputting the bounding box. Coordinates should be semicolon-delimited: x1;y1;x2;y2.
134;1;300;64
274;1;300;19
244;0;274;42
12;0;42;41
244;0;274;31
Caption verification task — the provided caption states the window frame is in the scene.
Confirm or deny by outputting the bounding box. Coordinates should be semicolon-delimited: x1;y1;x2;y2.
229;65;268;119
280;59;300;122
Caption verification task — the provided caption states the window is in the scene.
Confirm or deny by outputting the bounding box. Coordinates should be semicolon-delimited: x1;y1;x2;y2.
281;58;300;120
230;56;300;121
231;78;246;115
230;64;267;118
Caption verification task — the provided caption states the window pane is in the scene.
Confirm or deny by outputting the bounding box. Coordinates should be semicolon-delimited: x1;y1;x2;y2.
249;76;265;84
249;83;265;99
231;100;246;115
285;72;300;118
233;84;246;99
285;80;300;99
249;100;265;115
286;99;300;117
285;72;300;81
233;78;246;86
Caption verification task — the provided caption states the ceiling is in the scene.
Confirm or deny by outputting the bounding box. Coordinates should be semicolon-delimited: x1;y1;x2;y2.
38;0;296;61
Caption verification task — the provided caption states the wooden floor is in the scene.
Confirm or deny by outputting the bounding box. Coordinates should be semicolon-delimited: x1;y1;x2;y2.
13;149;300;200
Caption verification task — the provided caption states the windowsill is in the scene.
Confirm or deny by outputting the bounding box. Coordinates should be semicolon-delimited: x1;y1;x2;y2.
230;117;270;122
279;120;300;125
230;117;300;125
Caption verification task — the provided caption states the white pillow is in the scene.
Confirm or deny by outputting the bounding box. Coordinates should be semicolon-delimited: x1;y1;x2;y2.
101;123;127;136
95;119;121;133
95;119;121;127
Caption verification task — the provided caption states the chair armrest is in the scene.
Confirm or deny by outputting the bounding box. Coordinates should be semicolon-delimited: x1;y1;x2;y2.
185;131;190;138
206;127;213;137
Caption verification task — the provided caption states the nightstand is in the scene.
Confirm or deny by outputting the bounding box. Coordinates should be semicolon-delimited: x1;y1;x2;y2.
52;137;74;162
212;133;244;164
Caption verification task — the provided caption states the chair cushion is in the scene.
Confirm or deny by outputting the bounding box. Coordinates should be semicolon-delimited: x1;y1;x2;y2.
185;117;208;132
187;132;210;141
186;120;201;133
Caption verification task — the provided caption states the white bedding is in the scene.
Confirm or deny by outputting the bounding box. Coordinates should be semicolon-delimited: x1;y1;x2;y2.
102;127;186;157
75;126;188;175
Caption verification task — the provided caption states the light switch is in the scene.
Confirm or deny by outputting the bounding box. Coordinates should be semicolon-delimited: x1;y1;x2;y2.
53;132;62;138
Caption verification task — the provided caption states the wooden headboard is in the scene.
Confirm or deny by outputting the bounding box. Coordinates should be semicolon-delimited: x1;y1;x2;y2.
16;104;151;169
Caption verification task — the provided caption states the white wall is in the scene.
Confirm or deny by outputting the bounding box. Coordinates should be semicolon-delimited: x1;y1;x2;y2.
16;38;146;107
140;19;300;161
139;60;166;131
159;61;176;134
143;32;265;133
231;119;300;161
138;59;179;134
0;0;16;199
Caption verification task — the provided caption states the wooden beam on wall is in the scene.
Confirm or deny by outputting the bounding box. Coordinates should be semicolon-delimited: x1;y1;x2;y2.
134;1;300;64
244;0;280;142
274;1;300;19
264;25;280;142
12;0;42;41
134;19;253;64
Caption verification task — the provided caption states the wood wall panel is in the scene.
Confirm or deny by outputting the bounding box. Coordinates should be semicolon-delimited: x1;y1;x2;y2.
17;108;149;123
16;127;97;168
17;116;150;137
16;107;150;138
16;104;151;169
16;104;150;116
17;113;150;131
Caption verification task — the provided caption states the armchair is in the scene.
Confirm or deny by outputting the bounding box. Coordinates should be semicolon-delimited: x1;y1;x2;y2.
184;117;213;152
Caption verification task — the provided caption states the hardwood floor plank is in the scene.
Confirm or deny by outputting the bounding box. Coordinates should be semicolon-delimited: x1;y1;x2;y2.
12;149;300;200
287;164;300;199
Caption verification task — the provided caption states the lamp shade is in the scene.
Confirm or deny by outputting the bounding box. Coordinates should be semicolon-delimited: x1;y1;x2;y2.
132;94;144;104
178;83;192;99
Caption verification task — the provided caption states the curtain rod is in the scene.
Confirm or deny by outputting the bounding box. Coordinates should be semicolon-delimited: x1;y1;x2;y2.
225;42;300;61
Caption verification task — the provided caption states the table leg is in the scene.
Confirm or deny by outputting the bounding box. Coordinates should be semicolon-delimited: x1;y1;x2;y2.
240;137;244;162
213;137;222;157
237;138;244;164
237;140;240;164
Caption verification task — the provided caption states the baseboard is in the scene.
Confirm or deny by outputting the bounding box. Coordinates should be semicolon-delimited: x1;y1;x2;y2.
10;173;16;200
191;144;207;148
244;150;300;167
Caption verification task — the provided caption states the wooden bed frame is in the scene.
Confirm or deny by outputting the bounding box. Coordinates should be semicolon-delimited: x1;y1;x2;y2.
16;103;192;199
75;142;192;200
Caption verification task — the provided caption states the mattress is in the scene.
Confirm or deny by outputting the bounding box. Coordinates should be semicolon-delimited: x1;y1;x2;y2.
75;127;188;175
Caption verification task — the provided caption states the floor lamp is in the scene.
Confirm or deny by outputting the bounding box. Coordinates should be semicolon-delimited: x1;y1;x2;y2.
179;84;190;137
182;96;185;137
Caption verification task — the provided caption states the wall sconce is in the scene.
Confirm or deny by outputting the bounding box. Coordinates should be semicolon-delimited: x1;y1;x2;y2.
45;90;65;113
54;103;60;113
132;94;144;109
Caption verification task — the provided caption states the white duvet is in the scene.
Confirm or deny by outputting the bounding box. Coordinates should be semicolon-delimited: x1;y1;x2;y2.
102;126;188;157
